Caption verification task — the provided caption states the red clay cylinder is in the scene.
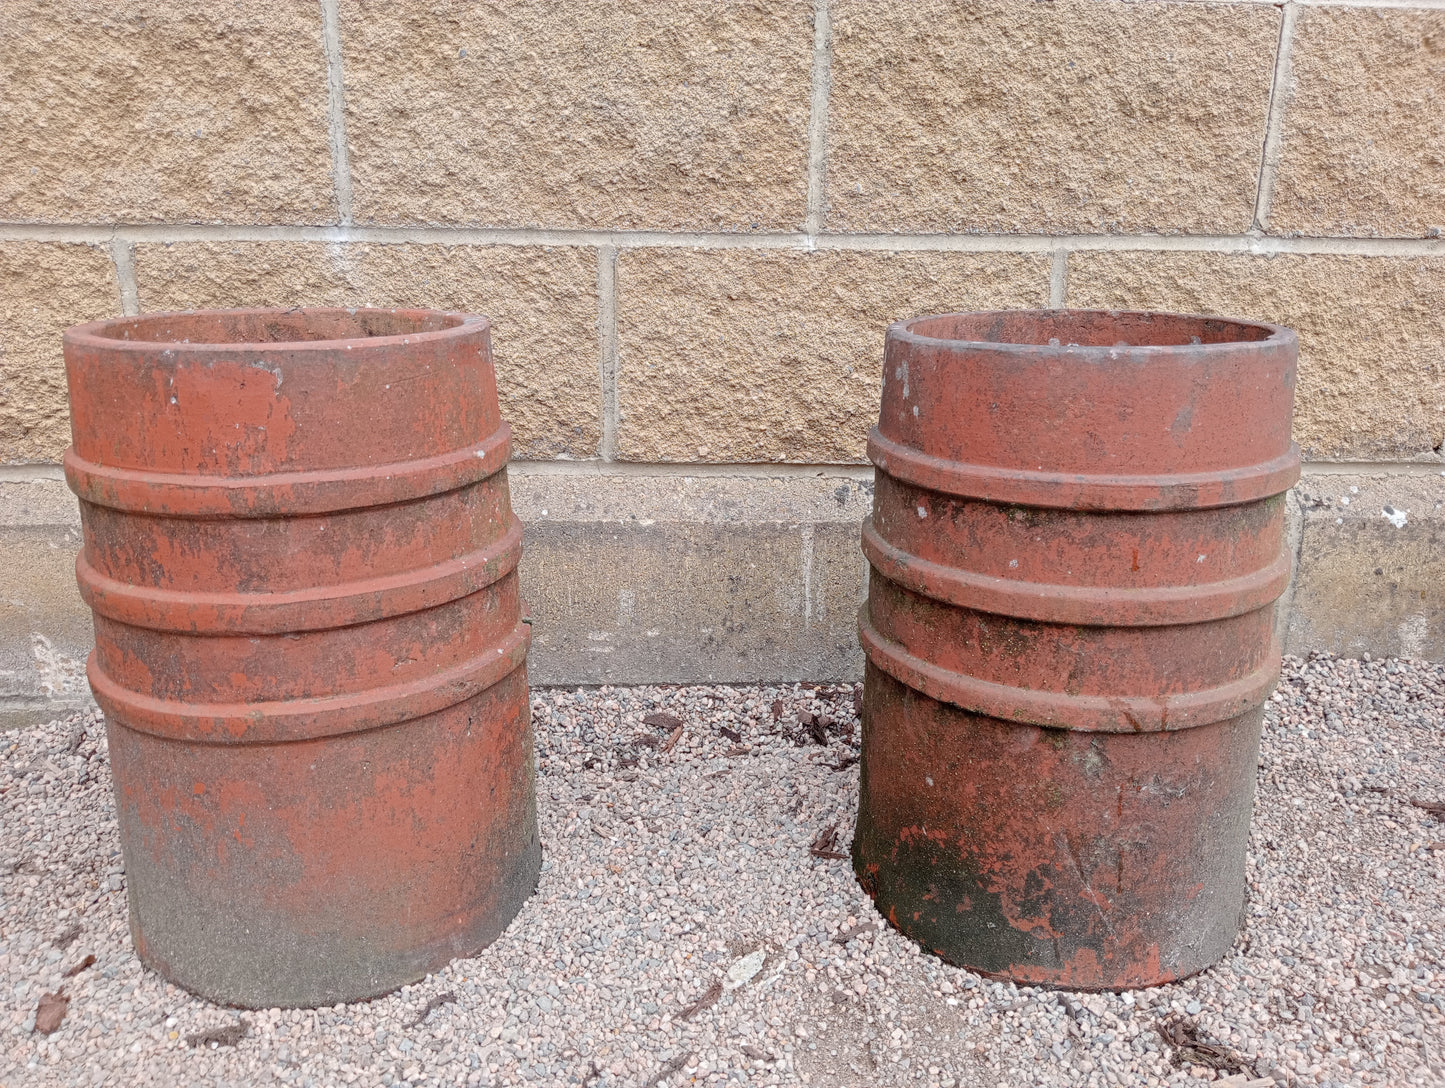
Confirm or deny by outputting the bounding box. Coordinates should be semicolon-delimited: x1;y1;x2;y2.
63;308;539;1008
854;309;1299;990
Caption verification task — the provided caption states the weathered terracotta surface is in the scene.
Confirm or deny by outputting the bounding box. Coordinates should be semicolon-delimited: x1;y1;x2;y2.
64;308;539;1008
855;309;1299;989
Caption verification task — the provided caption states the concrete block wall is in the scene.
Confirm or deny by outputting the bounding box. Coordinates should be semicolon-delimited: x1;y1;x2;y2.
1;0;1442;725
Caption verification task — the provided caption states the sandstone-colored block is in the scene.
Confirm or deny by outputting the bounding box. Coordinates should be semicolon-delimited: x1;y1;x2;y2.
0;2;335;224
826;0;1279;235
0;243;120;463
1268;7;1445;238
132;242;601;459
615;248;1050;462
339;0;811;230
1067;251;1445;462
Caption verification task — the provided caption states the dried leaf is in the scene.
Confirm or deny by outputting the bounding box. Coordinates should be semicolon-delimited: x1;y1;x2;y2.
34;991;69;1035
62;953;95;978
718;726;741;743
770;699;784;720
831;755;859;772
643;711;683;731
678;979;722;1021
632;733;659;749
185;1020;250;1048
808;714;829;746
809;824;849;860
852;686;863;715
1409;798;1445;818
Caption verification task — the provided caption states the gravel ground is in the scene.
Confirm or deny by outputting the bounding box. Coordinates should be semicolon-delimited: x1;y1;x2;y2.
3;654;1443;1088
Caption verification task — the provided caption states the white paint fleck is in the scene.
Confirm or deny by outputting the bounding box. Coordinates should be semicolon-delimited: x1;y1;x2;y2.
1340;496;1350;506
912;404;919;417
925;776;934;787
724;949;766;991
1382;506;1408;529
31;634;86;697
1197;554;1208;563
894;360;909;399
916;505;928;519
1397;612;1428;658
1008;559;1018;568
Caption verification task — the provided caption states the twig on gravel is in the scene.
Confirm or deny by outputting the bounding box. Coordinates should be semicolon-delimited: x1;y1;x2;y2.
404;991;457;1028
678;979;722;1021
1156;1013;1254;1075
644;1052;694;1087
809;823;849;860
660;725;684;752
185;1020;250;1048
833;921;878;944
62;953;95;978
1409;797;1445;818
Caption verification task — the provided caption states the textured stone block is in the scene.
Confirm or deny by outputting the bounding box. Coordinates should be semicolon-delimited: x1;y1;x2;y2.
0;243;119;463
132;242;601;459
0;1;335;223
615;248;1050;462
0;482;92;730
512;469;873;684
1287;473;1444;660
341;0;812;230
1268;7;1445;238
826;0;1279;235
1067;250;1445;462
